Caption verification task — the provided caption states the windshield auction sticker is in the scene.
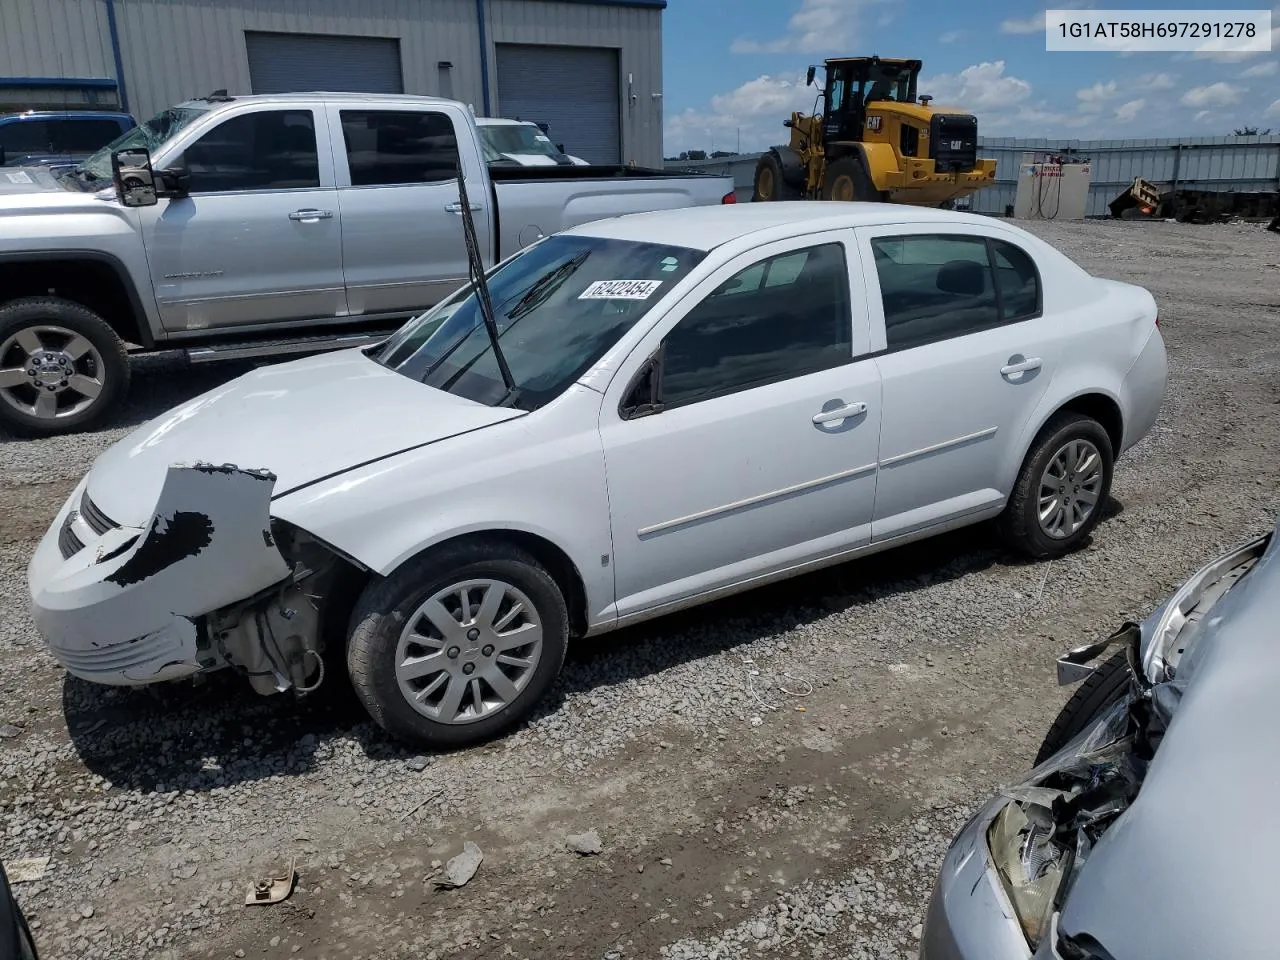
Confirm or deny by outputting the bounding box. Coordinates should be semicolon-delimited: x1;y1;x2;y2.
1046;9;1272;51
579;280;664;300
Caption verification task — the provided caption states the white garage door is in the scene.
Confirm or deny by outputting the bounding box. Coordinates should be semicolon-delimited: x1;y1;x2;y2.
246;32;404;95
495;44;620;165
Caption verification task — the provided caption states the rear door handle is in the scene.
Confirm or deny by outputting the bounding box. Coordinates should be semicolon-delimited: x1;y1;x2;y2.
812;401;868;424
445;201;483;214
1000;357;1042;376
289;209;333;221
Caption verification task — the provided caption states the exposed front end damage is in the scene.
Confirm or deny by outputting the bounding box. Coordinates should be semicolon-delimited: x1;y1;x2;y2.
27;462;349;695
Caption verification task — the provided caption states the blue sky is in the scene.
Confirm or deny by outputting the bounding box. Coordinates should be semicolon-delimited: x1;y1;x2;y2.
662;0;1280;154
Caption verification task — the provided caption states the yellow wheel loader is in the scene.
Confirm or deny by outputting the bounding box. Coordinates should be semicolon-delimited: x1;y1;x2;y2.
752;57;998;206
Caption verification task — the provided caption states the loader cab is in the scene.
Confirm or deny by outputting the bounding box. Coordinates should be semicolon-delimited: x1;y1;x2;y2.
809;57;921;145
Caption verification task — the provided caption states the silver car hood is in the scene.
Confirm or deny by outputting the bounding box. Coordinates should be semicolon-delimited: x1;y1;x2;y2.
1058;517;1280;958
85;349;522;527
0;165;66;195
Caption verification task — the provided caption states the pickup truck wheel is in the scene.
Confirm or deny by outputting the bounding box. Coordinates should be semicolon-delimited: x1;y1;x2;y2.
0;298;130;438
1033;650;1131;766
998;412;1114;559
347;541;569;749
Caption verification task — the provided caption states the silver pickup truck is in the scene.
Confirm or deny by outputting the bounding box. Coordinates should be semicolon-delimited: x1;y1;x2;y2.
0;91;736;436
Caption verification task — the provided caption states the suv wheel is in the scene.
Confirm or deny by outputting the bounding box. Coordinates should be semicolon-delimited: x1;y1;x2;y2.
346;540;570;749
0;298;130;437
999;412;1114;558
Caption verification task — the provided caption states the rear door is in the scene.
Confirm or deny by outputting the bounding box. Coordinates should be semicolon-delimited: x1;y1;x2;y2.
855;226;1061;541
329;105;495;318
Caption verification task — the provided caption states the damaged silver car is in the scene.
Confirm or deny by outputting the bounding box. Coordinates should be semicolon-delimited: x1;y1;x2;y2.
920;516;1278;959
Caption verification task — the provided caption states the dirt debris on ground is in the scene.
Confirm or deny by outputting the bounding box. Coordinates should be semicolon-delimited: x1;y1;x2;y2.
1;218;1277;959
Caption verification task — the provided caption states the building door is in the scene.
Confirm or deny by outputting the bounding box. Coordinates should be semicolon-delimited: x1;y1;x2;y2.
495;44;620;164
246;32;404;94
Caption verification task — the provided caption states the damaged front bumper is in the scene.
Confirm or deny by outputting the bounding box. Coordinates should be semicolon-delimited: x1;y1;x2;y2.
27;463;292;687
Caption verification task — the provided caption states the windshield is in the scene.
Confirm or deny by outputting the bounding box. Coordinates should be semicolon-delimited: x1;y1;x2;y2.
376;234;705;409
66;105;208;185
863;64;915;103
478;124;560;161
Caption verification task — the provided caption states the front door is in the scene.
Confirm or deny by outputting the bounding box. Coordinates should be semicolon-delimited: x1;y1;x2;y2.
599;233;884;619
138;106;346;333
329;106;495;318
854;227;1061;541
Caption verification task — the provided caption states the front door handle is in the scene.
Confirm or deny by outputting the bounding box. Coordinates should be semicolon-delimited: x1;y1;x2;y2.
1000;357;1042;377
289;209;333;222
445;201;483;214
812;401;868;424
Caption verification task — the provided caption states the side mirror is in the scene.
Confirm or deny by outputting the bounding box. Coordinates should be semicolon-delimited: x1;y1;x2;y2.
158;154;191;198
806;65;817;87
111;147;158;207
555;142;566;153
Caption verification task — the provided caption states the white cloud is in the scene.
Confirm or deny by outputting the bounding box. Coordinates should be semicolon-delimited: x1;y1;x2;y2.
1135;72;1178;91
1180;82;1244;108
1076;80;1117;102
1241;61;1279;78
938;29;968;43
1191;26;1280;61
918;61;1032;110
730;0;882;54
664;73;816;154
1001;11;1045;34
1114;98;1146;122
1266;99;1280;118
1193;109;1212;122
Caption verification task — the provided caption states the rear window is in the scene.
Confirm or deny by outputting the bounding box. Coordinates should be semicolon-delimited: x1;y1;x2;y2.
0;119;52;155
54;118;127;153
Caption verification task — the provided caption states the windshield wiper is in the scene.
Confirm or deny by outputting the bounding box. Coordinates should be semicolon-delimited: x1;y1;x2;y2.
503;251;590;322
455;166;518;405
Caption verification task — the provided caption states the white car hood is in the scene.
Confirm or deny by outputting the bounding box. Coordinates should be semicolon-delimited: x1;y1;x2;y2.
86;349;523;527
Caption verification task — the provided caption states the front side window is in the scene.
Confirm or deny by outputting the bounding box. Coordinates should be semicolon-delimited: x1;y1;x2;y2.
341;110;458;186
873;234;1008;351
377;235;705;409
184;110;319;193
659;243;853;409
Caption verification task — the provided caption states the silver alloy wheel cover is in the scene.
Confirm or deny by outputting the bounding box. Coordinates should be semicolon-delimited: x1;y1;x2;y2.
0;324;106;420
1038;438;1104;539
394;578;544;725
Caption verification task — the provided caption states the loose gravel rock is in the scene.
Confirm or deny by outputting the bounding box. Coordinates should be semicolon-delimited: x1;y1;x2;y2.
0;219;1276;959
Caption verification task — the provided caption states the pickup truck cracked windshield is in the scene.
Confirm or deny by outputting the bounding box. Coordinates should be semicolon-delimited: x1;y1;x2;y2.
27;197;1167;748
0;91;735;436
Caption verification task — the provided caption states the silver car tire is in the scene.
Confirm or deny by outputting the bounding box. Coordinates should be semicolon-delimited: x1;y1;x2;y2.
346;540;570;749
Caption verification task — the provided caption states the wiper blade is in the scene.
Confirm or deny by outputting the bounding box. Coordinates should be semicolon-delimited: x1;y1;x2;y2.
454;166;517;402
504;251;590;322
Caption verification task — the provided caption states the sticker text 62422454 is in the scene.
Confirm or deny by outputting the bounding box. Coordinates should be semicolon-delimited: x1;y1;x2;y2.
578;280;664;301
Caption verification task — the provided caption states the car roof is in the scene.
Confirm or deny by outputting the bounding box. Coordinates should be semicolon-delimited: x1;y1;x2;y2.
176;92;458;109
474;118;529;126
0;110;132;122
562;201;1009;252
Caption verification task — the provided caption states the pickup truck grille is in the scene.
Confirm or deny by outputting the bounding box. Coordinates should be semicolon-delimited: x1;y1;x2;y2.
929;114;979;173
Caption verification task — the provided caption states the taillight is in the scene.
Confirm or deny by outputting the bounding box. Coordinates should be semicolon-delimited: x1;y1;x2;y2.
721;191;737;204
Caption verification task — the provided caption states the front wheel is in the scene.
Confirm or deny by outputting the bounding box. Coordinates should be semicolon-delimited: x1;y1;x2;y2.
346;540;570;748
0;298;130;437
822;157;879;202
1034;650;1130;766
998;412;1114;559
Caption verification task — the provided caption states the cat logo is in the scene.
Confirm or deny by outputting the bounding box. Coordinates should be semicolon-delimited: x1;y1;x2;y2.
866;116;882;132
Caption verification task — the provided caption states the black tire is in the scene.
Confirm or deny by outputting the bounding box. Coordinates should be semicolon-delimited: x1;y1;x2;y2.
822;156;880;202
752;151;801;202
1034;650;1130;766
998;412;1114;559
346;540;570;749
0;297;130;438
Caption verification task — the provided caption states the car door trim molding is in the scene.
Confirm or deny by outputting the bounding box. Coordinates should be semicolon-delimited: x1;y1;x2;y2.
636;460;879;538
878;425;999;469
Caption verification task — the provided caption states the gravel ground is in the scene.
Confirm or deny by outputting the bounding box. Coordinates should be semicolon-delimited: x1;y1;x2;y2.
1;218;1278;960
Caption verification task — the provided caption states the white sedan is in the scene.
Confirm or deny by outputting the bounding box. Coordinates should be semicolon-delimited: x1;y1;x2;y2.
27;203;1167;747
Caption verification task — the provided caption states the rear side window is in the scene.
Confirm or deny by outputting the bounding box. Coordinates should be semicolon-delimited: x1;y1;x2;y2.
0;119;52;155
340;110;459;186
871;234;1040;352
184;110;319;192
660;243;853;408
53;118;128;153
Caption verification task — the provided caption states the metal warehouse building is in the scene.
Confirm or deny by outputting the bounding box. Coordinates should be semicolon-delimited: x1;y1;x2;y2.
0;0;666;165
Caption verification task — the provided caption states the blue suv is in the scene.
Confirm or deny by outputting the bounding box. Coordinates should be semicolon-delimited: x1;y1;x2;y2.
0;110;135;174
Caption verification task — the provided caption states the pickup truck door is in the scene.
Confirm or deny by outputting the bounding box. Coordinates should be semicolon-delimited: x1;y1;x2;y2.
138;105;346;333
599;231;883;620
853;225;1061;542
327;105;495;319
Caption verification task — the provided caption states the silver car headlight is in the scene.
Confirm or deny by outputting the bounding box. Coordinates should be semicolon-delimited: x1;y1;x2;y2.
985;696;1138;950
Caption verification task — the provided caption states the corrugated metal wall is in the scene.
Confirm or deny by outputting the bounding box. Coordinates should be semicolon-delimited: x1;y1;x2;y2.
668;136;1280;216
487;1;663;165
0;0;116;80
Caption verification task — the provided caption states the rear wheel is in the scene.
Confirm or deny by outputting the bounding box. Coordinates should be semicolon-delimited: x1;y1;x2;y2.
822;156;879;202
752;151;801;202
1034;650;1130;766
0;298;130;437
